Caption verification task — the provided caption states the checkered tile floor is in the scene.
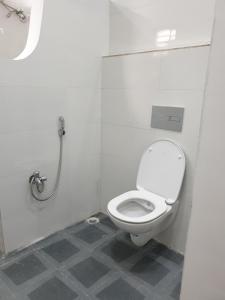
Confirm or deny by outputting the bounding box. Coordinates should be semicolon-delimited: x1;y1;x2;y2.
0;213;183;300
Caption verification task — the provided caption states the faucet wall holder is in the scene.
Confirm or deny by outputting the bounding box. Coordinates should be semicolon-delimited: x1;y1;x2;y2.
29;171;47;193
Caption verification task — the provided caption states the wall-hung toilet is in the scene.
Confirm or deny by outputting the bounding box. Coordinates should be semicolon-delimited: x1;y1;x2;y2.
107;140;186;246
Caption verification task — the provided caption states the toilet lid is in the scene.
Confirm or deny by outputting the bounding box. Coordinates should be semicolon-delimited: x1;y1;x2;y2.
136;140;185;201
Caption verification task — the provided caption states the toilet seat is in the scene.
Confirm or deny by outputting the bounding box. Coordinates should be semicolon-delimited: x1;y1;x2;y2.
107;190;168;224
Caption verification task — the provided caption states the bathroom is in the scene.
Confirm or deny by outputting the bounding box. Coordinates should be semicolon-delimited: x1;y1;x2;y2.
0;0;224;299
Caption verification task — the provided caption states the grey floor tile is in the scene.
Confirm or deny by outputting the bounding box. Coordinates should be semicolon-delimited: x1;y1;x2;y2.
100;217;118;232
96;278;144;300
130;256;170;286
0;245;35;268
171;282;181;300
2;254;47;285
0;282;16;300
65;221;85;233
28;277;78;300
42;239;79;263
152;244;183;265
74;225;107;244
102;240;137;262
69;257;110;288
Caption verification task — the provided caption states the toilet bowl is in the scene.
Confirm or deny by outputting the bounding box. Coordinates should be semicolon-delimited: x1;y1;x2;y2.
107;140;185;246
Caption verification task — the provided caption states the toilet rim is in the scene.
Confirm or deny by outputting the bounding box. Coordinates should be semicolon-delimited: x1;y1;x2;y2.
107;190;168;224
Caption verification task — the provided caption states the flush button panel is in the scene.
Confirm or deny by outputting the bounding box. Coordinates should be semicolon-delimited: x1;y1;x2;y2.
151;106;184;132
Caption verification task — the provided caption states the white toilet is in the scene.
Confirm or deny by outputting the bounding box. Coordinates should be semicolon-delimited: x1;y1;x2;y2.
107;140;186;246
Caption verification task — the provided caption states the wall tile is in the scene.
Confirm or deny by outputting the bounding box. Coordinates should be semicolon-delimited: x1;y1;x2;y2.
102;52;161;89
109;0;215;54
160;47;210;90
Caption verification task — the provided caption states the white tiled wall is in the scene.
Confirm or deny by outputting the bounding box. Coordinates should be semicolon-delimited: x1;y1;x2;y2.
0;0;109;253
109;0;216;54
101;46;210;253
181;1;225;297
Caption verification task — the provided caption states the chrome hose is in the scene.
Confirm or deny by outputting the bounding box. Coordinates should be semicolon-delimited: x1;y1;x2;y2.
30;134;64;202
